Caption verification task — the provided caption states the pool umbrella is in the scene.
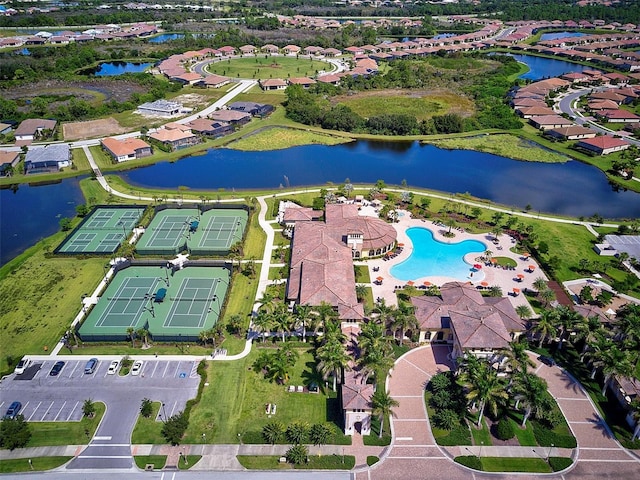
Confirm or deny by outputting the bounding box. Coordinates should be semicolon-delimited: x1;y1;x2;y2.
480;281;489;287
522;252;531;258
406;281;415;286
473;264;482;270
376;276;384;282
490;258;498;264
516;273;525;281
398;243;405;247
528;265;536;271
513;288;520;295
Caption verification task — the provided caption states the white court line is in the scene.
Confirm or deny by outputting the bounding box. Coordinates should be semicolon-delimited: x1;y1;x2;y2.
162;362;170;378
27;402;40;421
41;401;55;421
53;401;67;421
67;401;79;421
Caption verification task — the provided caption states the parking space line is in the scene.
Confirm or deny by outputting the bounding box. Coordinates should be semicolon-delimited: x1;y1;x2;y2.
67;401;79;421
151;362;159;377
68;361;80;378
27;402;40;421
53;401;67;421
33;367;42;380
169;401;178;417
41;401;55;421
162;362;170;378
173;362;180;378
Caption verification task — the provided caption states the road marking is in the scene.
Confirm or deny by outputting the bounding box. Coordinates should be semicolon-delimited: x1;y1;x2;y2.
579;459;639;463
41;401;55;420
162;362;170;378
27;402;40;421
395;437;413;441
67;401;79;421
68;361;79;378
388;456;445;460
173;362;180;378
394;419;429;422
151;361;159;377
402;359;432;378
77;455;131;459
92;436;112;441
53;401;66;421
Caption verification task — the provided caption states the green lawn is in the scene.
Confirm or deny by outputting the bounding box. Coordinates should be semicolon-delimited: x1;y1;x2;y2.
28;402;105;447
184;347;349;445
469;419;492;446
131;402;163;445
227;127;351;151
0;457;72;473
133;455;167;470
205;56;330;80
237;454;355;470
354;265;371;283
480;456;552;473
178;455;201;469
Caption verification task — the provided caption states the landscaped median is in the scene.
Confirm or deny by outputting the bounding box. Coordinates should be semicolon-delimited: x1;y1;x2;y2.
237;454;355;470
0;456;73;474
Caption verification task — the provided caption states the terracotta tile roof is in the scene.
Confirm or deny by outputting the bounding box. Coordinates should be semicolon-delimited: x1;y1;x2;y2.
0;150;20;166
149;128;196;143
15;118;57;137
341;382;374;410
101;137;150;157
283;206;322;222
578;136;630;149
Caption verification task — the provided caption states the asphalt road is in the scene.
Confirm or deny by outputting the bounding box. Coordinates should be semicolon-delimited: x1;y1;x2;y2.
1;472;352;480
1;358;199;470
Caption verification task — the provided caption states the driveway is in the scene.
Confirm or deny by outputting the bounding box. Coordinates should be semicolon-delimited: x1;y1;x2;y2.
356;346;640;480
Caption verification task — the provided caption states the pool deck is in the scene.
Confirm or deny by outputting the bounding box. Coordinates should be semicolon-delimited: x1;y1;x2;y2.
360;210;545;314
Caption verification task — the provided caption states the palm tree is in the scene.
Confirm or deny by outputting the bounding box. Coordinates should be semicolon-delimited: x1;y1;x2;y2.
317;339;351;392
459;360;508;427
371;388;399;438
257;291;277;314
515;305;532;320
539;288;556;308
531;309;559;348
252;310;273;342
262;422;284;445
532;277;548;293
573;315;605;361
614;304;640;351
501;341;534;376
513;373;549;427
309;423;333;454
355;284;368;303
592;344;634;396
488;285;503;297
272;304;293;342
198;330;210;346
295;304;313;342
391;307;418;345
136;328;149;348
371;298;395;326
554;305;582;350
126;327;136;348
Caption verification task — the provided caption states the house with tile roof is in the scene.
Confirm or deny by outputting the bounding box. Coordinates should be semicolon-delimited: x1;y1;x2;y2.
101;137;152;162
545;125;596;141
148;124;200;150
576;136;630;155
0;150;20;175
411;282;525;360
341;371;374;436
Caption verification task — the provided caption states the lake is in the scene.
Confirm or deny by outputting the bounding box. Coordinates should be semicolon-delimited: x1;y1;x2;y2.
148;33;184;43
511;54;593;81
539;31;586;41
2;141;639;266
84;61;153;76
0;178;84;266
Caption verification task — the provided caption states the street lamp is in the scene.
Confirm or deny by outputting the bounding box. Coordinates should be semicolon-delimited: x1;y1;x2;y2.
161;402;168;423
117;221;127;240
547;443;554;461
237;433;241;445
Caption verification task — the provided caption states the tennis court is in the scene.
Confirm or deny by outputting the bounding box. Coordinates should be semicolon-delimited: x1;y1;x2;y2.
78;265;230;342
56;206;144;254
136;208;248;256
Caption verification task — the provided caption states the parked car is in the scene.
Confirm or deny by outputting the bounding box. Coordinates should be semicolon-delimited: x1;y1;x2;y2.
4;401;22;419
537;355;556;367
14;358;31;375
131;360;143;376
107;360;119;375
84;358;98;374
49;361;65;376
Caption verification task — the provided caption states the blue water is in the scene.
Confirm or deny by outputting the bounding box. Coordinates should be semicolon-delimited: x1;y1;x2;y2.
510;54;592;80
0;178;85;265
90;62;153;76
119;141;640;218
391;227;486;281
18;48;31;56
148;33;184;43
539;31;586;41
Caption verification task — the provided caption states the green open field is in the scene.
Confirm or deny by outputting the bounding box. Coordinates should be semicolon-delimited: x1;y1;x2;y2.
28;402;105;447
205;56;330;80
334;89;475;121
228;127;352;151
0;457;72;473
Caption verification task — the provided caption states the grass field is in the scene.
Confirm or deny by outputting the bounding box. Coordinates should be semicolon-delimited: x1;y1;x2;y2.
133;455;167;470
0;457;72;473
28;402;105;447
237;454;355;470
205;56;330;80
183;347;349;445
425;134;569;163
228;127;352;151
334;89;475;121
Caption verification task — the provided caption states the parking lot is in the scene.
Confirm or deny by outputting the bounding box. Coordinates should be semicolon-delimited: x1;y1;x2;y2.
1;358;199;423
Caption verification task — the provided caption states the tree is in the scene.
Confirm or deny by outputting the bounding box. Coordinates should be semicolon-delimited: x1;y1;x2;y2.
502;341;534;376
539;288;556;308
513;373;550;427
355;284;368;303
262;421;284;445
127;327;136;348
136;328;149;348
140;398;153;418
161;411;188;445
371;388;399;438
391;306;418;345
531;309;559;348
285;422;308;444
532;277;548;293
309;423;332;452
286;444;308;464
317;338;351;392
252;310;272;342
83;399;96;418
593;345;634;396
554;305;582;350
515;305;532;320
59;217;73;231
0;416;31;450
458;360;508;427
488;285;503;297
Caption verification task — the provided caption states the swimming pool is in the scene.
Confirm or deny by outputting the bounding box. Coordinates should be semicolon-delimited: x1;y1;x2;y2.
390;227;487;282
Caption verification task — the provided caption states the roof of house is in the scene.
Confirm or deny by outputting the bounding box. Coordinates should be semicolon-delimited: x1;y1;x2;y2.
260;78;287;87
101;137;150;156
529;115;573;126
577;136;630;149
341;381;374;411
288;77;316;85
209;110;252;122
282;206;322;222
186;118;230;132
547;125;594;137
0;150;20;166
200;74;229;85
25;144;69;164
149;128;196;143
600;109;640;120
14;118;57;136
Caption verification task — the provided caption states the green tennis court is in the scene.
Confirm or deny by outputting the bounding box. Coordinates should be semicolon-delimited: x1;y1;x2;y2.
56;206;144;254
136;208;248;256
78;265;230;342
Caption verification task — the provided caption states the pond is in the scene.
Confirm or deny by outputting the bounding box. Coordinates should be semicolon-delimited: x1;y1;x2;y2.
539;31;586;41
0;178;84;266
148;33;184;43
83;61;153;76
510;53;593;81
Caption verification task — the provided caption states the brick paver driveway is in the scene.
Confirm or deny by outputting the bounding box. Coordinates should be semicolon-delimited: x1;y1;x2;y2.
356;346;640;480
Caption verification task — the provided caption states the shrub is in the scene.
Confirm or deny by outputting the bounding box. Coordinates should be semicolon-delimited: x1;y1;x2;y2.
367;456;379;466
285;422;308;445
430;372;452;393
531;421;577;448
82;398;96;418
548;457;573;472
285;444;308;465
430;390;454;410
432;409;460;431
0;416;31;450
140;398;153;418
495;418;515;440
161;411;188;445
454;455;482;470
262;421;284;445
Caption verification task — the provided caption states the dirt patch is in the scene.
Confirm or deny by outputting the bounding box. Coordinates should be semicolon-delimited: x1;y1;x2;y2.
63;118;128;141
171;93;209;109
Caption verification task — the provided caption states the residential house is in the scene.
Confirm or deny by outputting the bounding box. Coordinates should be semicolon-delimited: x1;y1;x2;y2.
597;109;640;123
239;44;256;56
259;78;287;91
24;144;71;173
195;74;231;89
545;125;597;141
261;44;279;54
137;100;185;117
170;72;203;85
14;118;57;143
576;136;630;155
516;106;555;118
0;122;13;135
209;109;252;125
411;282;525;360
0;150;20;175
228;101;274;117
529;115;574;130
317;74;341;86
287;77;316;89
283;45;301;55
217;46;236;56
148;124;200;150
101;137;152;162
341;372;374;436
185;118;234;138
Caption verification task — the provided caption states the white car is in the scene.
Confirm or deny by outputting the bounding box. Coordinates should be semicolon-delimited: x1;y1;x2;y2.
107;360;119;375
131;360;143;376
14;358;32;375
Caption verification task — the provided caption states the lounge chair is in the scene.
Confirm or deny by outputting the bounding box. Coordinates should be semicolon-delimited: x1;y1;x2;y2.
297;385;303;393
266;404;271;414
271;404;277;414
